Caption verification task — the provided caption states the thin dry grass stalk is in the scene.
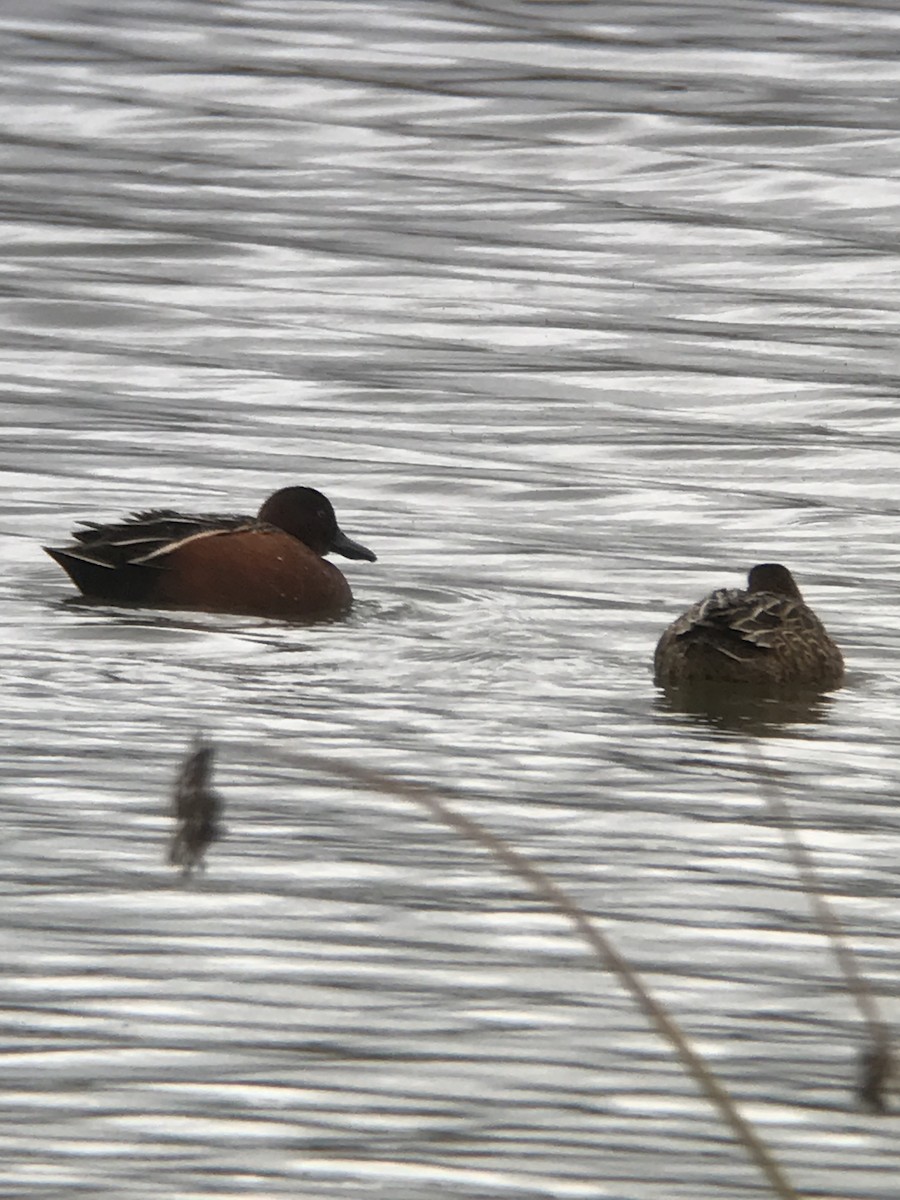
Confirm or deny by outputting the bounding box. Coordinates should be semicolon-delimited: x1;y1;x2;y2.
281;749;800;1200
746;742;893;1113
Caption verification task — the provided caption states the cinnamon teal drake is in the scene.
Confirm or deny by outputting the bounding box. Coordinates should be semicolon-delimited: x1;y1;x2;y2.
654;563;843;692
44;486;376;620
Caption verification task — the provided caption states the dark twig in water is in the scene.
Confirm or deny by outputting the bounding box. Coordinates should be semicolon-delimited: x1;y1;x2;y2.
278;749;801;1200
746;742;893;1114
169;734;224;876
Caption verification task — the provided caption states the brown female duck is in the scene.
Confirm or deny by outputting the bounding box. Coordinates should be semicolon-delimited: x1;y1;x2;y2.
654;563;843;692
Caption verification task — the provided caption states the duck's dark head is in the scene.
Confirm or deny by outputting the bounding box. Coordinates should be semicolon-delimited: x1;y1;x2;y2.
747;562;802;599
258;487;377;562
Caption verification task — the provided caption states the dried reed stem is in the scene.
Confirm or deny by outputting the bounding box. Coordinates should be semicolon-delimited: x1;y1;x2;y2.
282;749;800;1200
746;741;892;1112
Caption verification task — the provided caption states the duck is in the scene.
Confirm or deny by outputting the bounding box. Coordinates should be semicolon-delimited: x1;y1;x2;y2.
44;485;376;619
654;563;843;692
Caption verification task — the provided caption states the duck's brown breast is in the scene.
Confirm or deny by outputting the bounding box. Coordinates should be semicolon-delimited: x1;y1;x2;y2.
151;529;353;618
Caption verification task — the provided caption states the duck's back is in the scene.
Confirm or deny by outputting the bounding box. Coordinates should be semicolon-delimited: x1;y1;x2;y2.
654;584;844;690
69;509;256;561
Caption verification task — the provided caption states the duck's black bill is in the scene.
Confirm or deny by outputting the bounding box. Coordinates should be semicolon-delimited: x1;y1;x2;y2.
331;528;377;562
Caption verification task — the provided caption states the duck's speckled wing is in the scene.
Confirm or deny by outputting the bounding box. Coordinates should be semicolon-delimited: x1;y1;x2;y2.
682;586;797;652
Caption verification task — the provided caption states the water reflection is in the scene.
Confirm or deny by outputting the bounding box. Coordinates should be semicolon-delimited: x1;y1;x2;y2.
4;1;900;1198
654;681;839;735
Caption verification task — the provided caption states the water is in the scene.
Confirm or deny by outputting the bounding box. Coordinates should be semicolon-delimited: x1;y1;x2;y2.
3;1;900;1196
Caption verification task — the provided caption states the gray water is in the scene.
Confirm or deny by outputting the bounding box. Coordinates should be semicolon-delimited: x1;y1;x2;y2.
3;1;900;1196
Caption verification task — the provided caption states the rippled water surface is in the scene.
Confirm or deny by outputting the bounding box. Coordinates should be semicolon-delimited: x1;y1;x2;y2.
4;2;900;1197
